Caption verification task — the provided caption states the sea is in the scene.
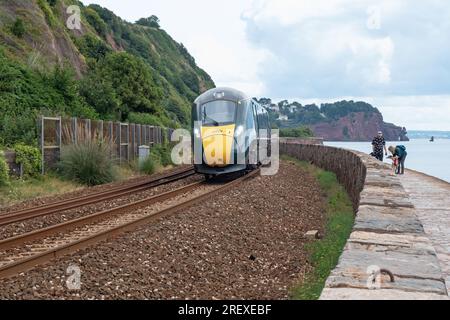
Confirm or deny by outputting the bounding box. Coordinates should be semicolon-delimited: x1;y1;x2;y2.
325;139;450;183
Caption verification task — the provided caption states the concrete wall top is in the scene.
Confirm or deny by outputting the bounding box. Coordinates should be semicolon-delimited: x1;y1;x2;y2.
279;137;324;145
280;142;449;300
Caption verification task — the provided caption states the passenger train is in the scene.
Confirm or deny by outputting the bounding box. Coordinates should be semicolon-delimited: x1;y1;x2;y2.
192;87;271;178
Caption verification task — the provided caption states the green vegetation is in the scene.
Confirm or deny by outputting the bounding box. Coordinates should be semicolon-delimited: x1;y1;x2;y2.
279;127;314;138
139;156;157;175
0;49;97;146
0;0;215;147
11;18;26;38
282;156;354;300
256;98;380;129
13;144;42;178
0;151;10;187
0;174;81;207
151;144;173;167
58;140;117;186
80;52;164;121
0;0;204;198
37;0;57;27
137;142;174;175
136;16;160;28
73;34;111;62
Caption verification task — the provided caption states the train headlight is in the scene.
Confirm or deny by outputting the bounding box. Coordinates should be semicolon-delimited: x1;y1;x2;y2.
194;127;201;138
234;125;244;137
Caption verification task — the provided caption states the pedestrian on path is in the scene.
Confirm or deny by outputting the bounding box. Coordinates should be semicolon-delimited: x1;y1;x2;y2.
371;131;388;161
389;145;408;175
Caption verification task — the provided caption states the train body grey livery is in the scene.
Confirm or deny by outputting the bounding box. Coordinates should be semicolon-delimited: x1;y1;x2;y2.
192;87;271;177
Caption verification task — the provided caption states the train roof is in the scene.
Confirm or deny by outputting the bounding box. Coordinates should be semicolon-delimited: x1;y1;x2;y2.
194;87;250;105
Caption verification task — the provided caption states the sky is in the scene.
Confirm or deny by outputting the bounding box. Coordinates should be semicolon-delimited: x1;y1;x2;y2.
83;0;450;131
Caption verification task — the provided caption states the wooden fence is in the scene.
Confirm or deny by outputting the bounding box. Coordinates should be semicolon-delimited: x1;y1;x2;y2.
38;116;173;173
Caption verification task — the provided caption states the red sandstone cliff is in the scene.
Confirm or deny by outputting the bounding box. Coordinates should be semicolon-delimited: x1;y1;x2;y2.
308;112;409;142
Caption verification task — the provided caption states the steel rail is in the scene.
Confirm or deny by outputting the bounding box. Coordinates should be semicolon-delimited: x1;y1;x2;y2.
0;166;195;227
0;169;260;280
0;181;204;251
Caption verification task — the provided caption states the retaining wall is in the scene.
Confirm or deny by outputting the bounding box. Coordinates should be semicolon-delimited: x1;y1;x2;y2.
281;142;449;300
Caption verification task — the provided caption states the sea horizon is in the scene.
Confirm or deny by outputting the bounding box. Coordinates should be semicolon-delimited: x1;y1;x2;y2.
324;139;450;183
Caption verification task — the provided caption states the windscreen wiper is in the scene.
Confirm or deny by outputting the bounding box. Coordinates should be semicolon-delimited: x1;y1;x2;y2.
204;114;220;126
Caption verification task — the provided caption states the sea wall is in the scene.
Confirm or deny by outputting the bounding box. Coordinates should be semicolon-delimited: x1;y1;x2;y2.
280;142;449;300
279;137;324;146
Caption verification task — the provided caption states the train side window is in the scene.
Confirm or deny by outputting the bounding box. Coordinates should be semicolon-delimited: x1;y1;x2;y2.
252;102;259;131
246;102;256;131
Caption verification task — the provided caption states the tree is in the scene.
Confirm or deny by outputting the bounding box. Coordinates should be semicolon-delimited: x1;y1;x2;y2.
79;76;120;118
136;15;160;28
80;52;163;120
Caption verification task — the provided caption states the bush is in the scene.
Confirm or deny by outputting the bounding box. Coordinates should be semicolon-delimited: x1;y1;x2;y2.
58;140;117;186
11;18;26;38
0;51;97;146
14;144;42;178
136;16;160;28
84;7;109;37
151;144;173;167
139;156;157;175
0;151;10;187
279;127;314;138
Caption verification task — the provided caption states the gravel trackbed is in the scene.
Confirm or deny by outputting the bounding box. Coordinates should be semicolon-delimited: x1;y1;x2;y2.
0;161;326;300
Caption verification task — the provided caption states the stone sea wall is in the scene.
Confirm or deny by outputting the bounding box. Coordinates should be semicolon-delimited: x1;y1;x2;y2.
280;142;449;300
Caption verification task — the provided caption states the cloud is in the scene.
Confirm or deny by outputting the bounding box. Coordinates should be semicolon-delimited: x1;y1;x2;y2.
273;95;450;131
241;0;450;98
83;0;266;95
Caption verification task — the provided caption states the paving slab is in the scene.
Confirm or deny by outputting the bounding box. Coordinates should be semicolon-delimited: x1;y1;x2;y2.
354;205;424;234
320;288;449;300
401;170;450;295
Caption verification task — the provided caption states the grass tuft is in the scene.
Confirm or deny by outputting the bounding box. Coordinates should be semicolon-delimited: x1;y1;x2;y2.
58;140;118;186
0;174;81;208
282;155;355;300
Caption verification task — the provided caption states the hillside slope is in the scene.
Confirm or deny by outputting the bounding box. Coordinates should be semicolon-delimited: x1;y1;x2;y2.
0;0;214;145
257;99;409;142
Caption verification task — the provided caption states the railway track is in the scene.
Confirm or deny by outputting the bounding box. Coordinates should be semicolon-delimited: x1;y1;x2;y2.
0;169;260;279
0;166;195;227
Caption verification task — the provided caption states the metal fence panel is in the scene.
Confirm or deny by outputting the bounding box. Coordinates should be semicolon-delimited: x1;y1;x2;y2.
39;116;172;172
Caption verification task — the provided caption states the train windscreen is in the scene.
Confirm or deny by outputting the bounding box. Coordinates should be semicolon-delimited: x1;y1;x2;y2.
201;100;236;126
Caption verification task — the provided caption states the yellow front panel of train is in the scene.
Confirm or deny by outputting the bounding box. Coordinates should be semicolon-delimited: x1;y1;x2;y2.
201;125;235;167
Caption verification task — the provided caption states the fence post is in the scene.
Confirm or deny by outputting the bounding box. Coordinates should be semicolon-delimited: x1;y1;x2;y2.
98;120;103;141
131;124;135;159
109;121;113;159
127;123;130;161
86;119;91;140
40;115;45;175
58;117;62;162
72;117;78;144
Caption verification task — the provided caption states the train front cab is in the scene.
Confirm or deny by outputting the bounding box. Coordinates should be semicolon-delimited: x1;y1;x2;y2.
192;88;271;177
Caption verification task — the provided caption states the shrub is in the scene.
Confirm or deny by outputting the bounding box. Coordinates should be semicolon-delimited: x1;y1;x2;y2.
139;155;157;175
279;127;314;138
136;16;160;28
11;18;26;38
58;140;117;186
14;144;42;178
0;151;10;187
84;7;109;37
151;144;173;167
0;52;97;146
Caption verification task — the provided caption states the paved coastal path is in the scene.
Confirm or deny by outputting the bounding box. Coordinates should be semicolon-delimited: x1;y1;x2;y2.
401;170;450;294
